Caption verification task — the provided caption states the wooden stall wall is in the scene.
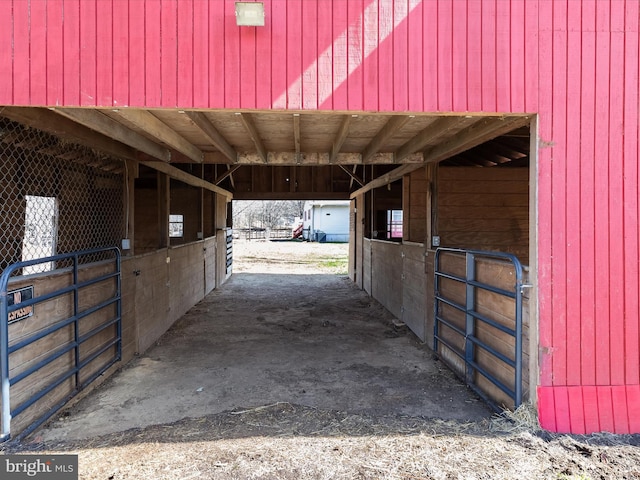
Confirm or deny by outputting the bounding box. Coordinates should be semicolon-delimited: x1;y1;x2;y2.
403;169;428;244
368;240;428;342
134;176;161;254
371;241;403;319
436;166;530;265
169;182;202;246
122;242;217;355
401;243;427;342
168;243;206;321
122;251;169;355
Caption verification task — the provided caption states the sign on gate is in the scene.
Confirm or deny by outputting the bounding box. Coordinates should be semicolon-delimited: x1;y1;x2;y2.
7;286;34;323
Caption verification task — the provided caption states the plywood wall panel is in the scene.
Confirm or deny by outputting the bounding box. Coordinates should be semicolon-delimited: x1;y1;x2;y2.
437;166;530;264
371;241;402;318
401;244;426;341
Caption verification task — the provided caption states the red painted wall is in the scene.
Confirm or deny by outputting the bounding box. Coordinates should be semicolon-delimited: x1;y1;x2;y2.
1;0;639;434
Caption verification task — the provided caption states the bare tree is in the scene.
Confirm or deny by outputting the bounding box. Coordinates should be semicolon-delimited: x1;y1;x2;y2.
233;200;304;229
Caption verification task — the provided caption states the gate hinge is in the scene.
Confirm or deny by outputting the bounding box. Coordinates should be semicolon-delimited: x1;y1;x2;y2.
520;283;533;294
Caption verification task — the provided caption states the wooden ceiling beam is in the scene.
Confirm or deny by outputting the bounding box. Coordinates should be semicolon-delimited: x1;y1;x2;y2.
234;151;422;165
394;116;468;163
53;108;172;162
233;192;350;201
293;114;301;154
423;116;531;164
114;109;203;163
329;115;353;164
140;160;233;199
237;112;268;163
185;111;237;163
362;115;413;163
350;163;424;199
0;106;137;161
351;115;531;198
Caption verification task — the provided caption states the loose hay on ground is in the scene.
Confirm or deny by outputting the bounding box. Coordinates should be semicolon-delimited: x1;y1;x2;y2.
7;404;640;480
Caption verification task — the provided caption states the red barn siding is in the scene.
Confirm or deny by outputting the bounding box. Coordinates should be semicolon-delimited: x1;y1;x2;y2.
1;0;639;434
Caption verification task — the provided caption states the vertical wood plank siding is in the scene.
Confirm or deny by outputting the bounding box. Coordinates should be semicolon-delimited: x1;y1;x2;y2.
1;0;639;435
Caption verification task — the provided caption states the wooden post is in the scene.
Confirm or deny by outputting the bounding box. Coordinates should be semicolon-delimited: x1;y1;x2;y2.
425;163;437;249
157;172;169;248
124;160;138;256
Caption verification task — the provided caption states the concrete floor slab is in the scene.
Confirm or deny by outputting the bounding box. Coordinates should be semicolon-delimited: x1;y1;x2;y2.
38;244;491;443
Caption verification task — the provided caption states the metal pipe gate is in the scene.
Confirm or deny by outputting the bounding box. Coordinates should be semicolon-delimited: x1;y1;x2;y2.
0;247;121;442
434;248;527;411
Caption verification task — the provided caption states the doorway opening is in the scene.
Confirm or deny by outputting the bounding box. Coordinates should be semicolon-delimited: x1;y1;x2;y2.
22;195;58;275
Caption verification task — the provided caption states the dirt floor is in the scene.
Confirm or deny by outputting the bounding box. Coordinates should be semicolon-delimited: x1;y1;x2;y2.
4;240;640;479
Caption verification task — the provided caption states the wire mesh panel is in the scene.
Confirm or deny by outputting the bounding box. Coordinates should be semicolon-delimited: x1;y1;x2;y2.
0;118;124;275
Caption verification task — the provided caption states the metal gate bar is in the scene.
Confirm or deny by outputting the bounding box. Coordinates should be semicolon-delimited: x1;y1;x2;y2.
0;247;121;442
434;248;525;411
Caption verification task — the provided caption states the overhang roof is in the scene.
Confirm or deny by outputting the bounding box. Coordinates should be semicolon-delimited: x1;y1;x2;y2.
0;107;531;198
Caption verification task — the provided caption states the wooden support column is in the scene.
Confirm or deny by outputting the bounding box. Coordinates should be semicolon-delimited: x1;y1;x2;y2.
124;160;138;256
402;173;410;243
425;163;437;250
158;172;170;248
198;164;204;241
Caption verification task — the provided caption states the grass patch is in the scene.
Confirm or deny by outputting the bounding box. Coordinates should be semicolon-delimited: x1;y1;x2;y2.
315;256;348;274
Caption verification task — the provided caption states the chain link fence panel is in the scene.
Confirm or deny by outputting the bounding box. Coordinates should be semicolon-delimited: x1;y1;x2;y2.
0;118;124;275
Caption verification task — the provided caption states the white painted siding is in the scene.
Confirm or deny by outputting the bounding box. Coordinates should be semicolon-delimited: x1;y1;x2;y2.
303;201;350;243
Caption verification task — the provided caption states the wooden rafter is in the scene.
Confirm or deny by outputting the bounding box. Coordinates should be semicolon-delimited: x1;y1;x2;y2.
54;108;172;162
114;109;203;163
237;112;268;163
185;111;237;163
362;115;413;163
0;106;138;161
422;116;531;164
140;160;233;199
483;138;528;160
351;115;532;198
350;163;423;199
394;116;468;163
293;113;301;154
329;115;353;164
